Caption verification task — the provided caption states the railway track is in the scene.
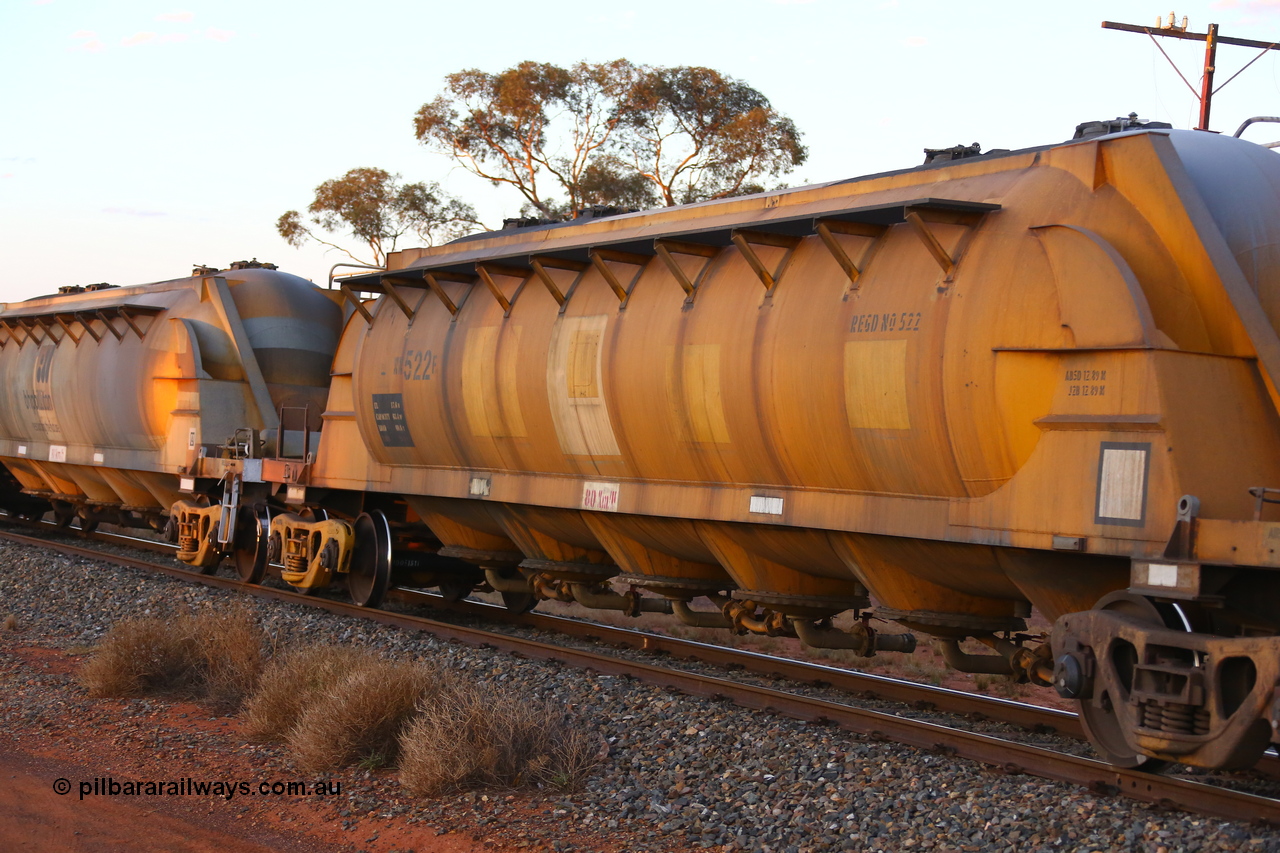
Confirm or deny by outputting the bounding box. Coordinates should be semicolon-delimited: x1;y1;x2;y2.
4;520;1279;826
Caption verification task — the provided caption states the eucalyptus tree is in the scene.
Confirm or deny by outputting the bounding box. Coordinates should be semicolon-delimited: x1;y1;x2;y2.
413;60;805;217
276;167;482;267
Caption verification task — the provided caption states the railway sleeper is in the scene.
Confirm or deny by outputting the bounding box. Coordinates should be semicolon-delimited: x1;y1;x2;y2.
1053;607;1280;770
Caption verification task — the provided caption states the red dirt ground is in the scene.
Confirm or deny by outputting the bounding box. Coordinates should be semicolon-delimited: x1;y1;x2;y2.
0;641;642;853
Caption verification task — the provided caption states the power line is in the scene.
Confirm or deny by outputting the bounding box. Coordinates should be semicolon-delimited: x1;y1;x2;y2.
1103;14;1280;131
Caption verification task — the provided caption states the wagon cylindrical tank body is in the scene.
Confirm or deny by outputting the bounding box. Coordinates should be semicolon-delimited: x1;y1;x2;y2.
0;266;341;523
311;127;1280;769
324;129;1277;622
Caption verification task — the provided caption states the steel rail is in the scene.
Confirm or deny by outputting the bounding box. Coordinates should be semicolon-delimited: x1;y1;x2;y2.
389;587;1087;736
18;522;1280;781
24;520;1085;737
34;522;1089;735
2;525;1278;825
17;522;1280;781
391;589;1280;782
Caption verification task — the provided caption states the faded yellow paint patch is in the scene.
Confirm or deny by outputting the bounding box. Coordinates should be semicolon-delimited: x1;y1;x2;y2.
683;344;731;443
567;330;600;398
463;326;526;438
844;339;910;430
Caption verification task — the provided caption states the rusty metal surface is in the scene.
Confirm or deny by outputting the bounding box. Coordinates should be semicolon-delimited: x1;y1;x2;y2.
313;128;1280;645
34;520;1280;777
389;588;1085;738
7;128;1280;772
0;269;340;518
4;523;1279;823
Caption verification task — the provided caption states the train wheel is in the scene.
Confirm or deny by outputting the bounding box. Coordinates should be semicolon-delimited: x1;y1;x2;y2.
500;591;537;614
232;504;270;584
75;516;99;535
348;510;391;608
1078;591;1172;772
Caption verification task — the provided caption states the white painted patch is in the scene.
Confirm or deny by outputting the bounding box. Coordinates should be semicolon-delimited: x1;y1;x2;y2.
286;484;306;504
1098;447;1147;521
1147;563;1179;588
547;315;620;457
749;495;784;515
469;476;492;497
17;445;26;456
48;445;66;463
242;458;263;483
179;477;196;492
188;428;197;450
93;452;104;464
581;481;620;512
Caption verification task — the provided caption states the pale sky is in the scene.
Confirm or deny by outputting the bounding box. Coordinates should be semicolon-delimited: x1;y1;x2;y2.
5;0;1280;301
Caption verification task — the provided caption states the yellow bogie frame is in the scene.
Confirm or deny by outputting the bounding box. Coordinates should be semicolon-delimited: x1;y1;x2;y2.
270;513;355;591
170;500;223;569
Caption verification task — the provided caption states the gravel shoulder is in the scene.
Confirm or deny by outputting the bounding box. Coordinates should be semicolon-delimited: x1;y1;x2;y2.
3;537;1280;853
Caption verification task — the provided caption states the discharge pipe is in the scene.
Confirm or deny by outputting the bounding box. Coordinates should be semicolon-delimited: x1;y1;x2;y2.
937;638;1015;675
569;583;672;617
671;599;733;629
484;568;533;594
792;619;917;656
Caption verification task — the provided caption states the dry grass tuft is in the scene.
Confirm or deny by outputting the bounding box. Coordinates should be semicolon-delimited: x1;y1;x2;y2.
79;608;605;794
79;606;264;709
1;613;17;632
80;617;199;698
242;645;373;742
286;658;444;772
398;684;601;796
188;609;265;707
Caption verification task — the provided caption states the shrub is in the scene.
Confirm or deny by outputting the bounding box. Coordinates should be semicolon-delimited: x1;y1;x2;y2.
398;683;600;796
242;645;371;741
79;606;264;709
188;609;265;707
286;658;444;772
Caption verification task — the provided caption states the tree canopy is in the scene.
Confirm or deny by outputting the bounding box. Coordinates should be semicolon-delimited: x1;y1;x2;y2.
277;62;806;266
623;66;807;206
276;168;481;267
413;60;806;216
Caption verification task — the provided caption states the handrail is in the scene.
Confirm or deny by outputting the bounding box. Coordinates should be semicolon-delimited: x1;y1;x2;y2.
327;262;385;290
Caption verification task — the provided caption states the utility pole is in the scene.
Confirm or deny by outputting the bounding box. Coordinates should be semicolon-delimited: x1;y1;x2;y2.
1102;14;1279;131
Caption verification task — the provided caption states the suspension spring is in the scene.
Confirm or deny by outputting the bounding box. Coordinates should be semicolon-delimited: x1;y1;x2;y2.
284;531;309;573
176;519;201;559
1161;702;1196;735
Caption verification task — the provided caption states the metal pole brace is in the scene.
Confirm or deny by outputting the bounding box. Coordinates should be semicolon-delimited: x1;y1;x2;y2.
654;239;719;304
814;219;888;294
476;263;530;317
588;248;649;308
730;229;802;297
